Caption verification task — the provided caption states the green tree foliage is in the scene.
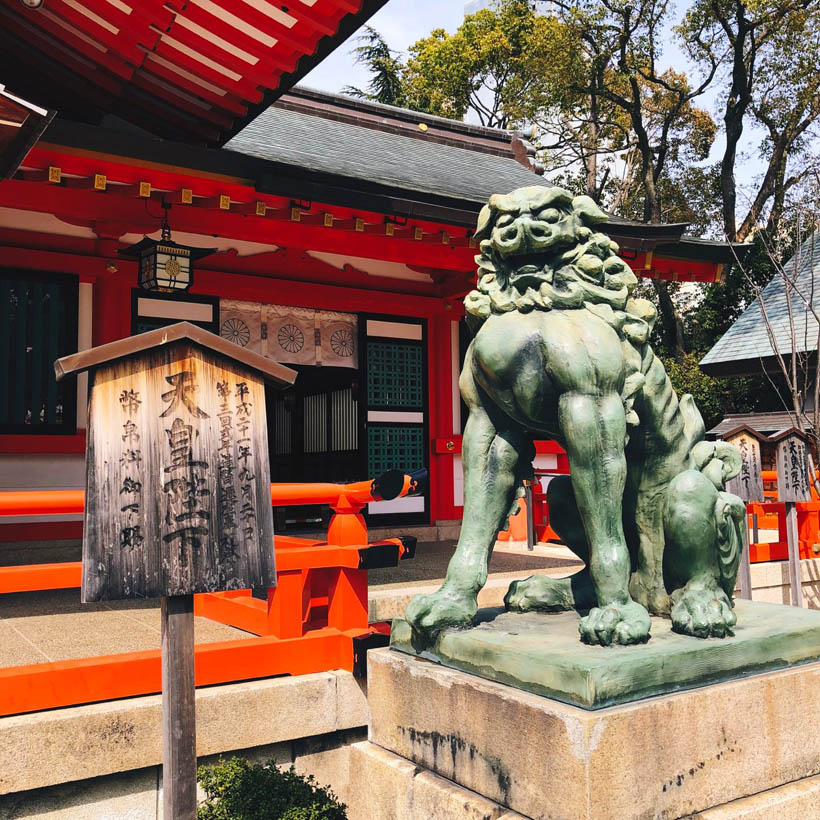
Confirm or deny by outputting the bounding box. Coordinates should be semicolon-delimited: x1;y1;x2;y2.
401;0;581;128
662;353;763;428
342;26;406;107
197;758;347;820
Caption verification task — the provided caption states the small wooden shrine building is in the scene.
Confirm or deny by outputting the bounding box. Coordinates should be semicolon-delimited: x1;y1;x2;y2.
0;1;740;545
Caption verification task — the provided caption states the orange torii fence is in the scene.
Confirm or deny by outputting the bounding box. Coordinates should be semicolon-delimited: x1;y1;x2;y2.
0;470;422;717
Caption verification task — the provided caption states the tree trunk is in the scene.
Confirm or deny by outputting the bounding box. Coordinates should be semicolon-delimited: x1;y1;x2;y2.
652;279;687;356
720;14;754;242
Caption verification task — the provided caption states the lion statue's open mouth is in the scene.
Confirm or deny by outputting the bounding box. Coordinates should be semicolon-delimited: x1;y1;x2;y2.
464;185;641;318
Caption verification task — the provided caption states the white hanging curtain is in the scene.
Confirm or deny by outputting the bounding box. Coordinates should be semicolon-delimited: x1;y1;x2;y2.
220;299;358;369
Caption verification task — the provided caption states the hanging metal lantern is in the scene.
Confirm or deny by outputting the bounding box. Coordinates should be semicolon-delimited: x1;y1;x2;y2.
119;202;215;293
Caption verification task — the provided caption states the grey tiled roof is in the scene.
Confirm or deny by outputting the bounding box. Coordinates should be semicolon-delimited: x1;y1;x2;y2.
701;232;820;370
224;105;544;204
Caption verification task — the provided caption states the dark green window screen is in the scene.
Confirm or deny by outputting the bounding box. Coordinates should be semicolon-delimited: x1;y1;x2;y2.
367;425;424;476
366;342;423;409
0;273;78;433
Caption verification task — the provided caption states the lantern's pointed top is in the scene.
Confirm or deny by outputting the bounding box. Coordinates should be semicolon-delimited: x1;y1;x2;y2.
55;322;296;387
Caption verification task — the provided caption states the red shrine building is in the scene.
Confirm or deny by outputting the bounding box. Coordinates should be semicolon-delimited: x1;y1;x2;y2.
0;0;737;547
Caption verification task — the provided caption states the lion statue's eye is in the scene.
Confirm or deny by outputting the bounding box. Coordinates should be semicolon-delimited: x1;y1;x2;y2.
537;208;561;224
496;214;515;229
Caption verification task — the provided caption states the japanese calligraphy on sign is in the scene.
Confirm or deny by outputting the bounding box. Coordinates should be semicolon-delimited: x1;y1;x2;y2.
723;426;765;503
66;330;293;602
773;428;812;503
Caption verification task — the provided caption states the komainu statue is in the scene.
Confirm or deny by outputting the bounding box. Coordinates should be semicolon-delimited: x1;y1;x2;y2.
407;186;746;647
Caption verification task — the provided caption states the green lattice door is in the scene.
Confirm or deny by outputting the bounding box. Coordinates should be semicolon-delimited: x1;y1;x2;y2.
361;315;428;523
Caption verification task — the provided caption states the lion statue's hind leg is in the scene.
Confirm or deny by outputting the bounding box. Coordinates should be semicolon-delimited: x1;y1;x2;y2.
663;468;745;638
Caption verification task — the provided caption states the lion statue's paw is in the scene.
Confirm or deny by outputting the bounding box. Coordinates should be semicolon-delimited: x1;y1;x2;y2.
579;599;651;646
671;583;736;639
405;586;478;649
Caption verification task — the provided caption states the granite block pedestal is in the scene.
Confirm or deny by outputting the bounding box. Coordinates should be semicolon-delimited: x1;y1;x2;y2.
351;601;820;820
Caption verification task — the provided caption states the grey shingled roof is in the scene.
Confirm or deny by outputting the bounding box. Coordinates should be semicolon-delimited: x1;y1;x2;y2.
224;104;543;205
701;232;820;375
706;412;798;438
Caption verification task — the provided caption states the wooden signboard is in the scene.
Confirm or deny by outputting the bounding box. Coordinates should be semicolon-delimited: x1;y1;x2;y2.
722;425;765;504
770;427;811;609
720;425;767;601
56;322;295;820
772;428;811;503
83;345;274;601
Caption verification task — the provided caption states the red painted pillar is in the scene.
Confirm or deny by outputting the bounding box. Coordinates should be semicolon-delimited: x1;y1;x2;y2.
428;312;457;523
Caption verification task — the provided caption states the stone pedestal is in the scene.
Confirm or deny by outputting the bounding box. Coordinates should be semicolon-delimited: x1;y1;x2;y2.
390;600;820;708
360;648;820;820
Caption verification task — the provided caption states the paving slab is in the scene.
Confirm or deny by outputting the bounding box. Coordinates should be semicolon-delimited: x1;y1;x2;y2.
0;590;247;667
391;599;820;709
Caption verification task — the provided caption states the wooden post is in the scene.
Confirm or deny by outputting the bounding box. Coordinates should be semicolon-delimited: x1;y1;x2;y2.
525;482;535;552
785;504;804;607
739;512;759;600
162;594;196;820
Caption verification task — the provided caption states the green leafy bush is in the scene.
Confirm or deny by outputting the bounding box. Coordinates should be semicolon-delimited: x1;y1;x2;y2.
197;757;347;820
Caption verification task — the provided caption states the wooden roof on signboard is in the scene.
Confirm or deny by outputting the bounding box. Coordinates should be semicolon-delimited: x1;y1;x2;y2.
55;321;296;386
716;424;770;443
706;412;801;439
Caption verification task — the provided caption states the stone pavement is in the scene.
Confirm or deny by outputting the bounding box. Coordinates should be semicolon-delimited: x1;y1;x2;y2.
0;590;247;668
0;540;583;666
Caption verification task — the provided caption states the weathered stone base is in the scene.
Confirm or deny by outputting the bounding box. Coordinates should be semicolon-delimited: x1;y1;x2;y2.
391;600;820;708
345;742;526;820
347;740;820;820
366;648;820;820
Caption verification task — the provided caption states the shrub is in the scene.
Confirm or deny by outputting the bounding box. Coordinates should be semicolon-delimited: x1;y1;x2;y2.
197;756;348;820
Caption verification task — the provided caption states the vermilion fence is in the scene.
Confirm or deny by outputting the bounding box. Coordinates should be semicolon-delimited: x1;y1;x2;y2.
0;473;420;717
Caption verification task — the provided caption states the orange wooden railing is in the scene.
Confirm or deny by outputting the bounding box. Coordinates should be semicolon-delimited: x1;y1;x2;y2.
0;471;422;716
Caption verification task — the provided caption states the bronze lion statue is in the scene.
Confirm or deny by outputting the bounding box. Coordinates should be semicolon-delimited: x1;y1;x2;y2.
407;186;746;647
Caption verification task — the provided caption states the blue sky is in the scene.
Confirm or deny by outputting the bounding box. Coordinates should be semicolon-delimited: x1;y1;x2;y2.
304;1;465;95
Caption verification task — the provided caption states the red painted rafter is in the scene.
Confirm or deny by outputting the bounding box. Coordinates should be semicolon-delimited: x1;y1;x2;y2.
9;10;136;82
170;5;303;74
162;22;295;85
140;58;249;117
129;73;235;129
152;38;266;102
4;0;383;144
31;1;148;63
165;0;318;61
0;9;124;98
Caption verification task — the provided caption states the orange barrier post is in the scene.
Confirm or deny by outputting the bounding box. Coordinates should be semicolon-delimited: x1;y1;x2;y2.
0;469;425;716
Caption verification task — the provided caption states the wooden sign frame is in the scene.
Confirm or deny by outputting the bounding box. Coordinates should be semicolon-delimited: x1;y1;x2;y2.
720;424;767;601
56;322;296;819
721;425;766;504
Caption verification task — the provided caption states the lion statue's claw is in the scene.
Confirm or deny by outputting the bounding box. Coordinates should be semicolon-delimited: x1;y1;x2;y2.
405;587;478;650
671;584;736;639
579;600;651;646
